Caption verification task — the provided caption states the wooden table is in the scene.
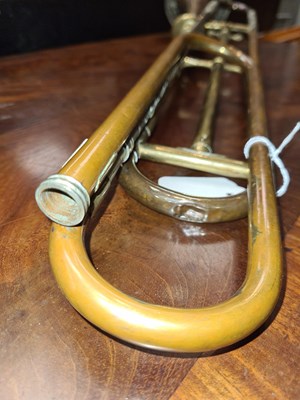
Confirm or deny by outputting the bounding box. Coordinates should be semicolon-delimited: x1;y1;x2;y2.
0;34;299;400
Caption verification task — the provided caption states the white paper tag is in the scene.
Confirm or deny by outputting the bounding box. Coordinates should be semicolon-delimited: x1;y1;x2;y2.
158;176;246;198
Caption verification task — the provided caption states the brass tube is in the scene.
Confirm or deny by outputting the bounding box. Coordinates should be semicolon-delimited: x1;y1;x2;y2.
183;56;242;73
36;32;251;226
49;157;281;351
120;157;248;223
36;3;282;353
191;26;230;153
47;24;281;351
191;57;223;152
138;142;249;178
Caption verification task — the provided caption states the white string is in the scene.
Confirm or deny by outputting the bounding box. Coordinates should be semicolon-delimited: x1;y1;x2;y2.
243;122;300;197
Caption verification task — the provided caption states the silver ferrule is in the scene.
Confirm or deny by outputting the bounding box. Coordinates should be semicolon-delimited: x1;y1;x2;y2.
35;174;90;226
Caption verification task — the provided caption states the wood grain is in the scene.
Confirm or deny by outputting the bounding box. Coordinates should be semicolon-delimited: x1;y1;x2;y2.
171;217;300;400
0;34;299;399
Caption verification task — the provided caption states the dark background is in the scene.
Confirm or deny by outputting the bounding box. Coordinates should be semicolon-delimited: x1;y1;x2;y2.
0;0;280;56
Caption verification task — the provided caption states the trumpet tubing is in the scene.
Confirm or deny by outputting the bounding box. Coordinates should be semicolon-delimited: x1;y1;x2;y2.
36;1;282;352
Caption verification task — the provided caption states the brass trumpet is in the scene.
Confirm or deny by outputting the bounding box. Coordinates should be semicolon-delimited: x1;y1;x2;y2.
35;0;282;353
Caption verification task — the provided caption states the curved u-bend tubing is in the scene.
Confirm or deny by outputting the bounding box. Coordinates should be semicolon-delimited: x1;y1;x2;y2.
119;157;248;223
49;143;282;353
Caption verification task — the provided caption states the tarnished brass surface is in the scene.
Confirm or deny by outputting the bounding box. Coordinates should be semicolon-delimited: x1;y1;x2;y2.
119;157;248;223
191;26;228;153
36;1;282;353
137;143;249;178
36;30;250;226
119;20;248;222
49;143;281;351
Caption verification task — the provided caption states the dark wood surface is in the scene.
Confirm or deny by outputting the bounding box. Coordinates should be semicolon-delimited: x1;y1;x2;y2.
0;34;299;399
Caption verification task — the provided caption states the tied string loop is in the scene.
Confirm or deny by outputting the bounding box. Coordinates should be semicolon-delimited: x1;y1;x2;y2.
243;122;300;197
